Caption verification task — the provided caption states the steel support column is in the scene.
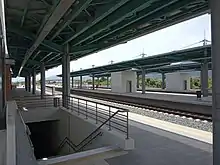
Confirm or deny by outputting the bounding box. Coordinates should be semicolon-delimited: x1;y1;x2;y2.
137;74;139;89
62;44;70;107
0;36;6;129
201;62;209;97
200;68;203;91
32;69;36;94
80;76;82;89
141;69;146;94
211;1;220;164
72;76;74;88
28;73;31;92
25;76;28;91
40;63;45;99
162;73;165;89
92;75;95;90
107;76;109;88
97;77;100;88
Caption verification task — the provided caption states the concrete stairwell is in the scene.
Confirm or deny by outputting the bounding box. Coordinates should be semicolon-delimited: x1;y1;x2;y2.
7;88;134;165
14;102;127;165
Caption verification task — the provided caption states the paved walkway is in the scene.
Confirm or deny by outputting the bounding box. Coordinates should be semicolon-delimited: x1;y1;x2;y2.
11;87;41;98
106;123;212;165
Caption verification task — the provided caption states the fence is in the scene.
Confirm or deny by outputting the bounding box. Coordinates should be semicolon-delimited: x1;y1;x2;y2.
13;95;56;109
65;95;129;139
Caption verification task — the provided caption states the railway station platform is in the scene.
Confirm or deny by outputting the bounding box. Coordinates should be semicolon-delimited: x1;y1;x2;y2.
74;85;212;96
87;88;212;105
41;87;213;165
47;85;212;105
106;124;212;165
71;88;212;106
46;86;212;119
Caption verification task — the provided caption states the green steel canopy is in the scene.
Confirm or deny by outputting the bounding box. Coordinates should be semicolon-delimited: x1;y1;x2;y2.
57;45;211;77
92;62;212;78
5;0;209;77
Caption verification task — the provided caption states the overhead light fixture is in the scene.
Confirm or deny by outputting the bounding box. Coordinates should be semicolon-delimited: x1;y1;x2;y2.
138;23;151;29
22;107;28;111
130;68;139;71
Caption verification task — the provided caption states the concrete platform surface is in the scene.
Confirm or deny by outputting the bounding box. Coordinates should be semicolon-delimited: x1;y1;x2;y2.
10;87;41;98
72;88;212;106
47;84;212;104
106;123;212;165
15;87;212;165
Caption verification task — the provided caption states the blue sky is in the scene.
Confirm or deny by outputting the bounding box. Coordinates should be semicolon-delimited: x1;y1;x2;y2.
13;14;211;82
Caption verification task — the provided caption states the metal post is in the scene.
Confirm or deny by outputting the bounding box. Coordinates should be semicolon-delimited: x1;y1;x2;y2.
40;63;45;99
72;76;74;88
28;74;31;92
92;75;95;90
200;68;203;90
95;103;98;124
126;111;129;139
32;69;36;95
201;61;209;97
52;87;55;96
161;73;165;89
77;99;79;115
25;76;28;91
211;1;220;164
108;107;111;131
107;76;109;88
62;44;70;107
80;76;82;89
141;69;146;94
97;77;100;89
137;74;139;89
71;97;73;111
0;35;6;129
86;101;88;119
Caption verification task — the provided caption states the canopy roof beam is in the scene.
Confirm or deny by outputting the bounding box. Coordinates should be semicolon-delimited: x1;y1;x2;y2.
18;0;76;76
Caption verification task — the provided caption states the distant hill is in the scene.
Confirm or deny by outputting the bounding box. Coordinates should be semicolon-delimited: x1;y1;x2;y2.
46;75;62;81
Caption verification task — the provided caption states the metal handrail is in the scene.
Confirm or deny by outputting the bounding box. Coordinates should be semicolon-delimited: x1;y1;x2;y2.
14;95;56;109
77;110;119;147
56;130;102;154
77;131;103;152
65;95;129;138
45;86;129;137
58;137;77;152
56;109;122;154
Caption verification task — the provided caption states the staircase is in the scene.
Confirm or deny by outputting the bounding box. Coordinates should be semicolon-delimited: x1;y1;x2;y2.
56;131;103;155
56;110;120;155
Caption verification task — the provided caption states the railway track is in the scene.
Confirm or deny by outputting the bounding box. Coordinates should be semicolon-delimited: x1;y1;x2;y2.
107;99;212;121
46;86;212;121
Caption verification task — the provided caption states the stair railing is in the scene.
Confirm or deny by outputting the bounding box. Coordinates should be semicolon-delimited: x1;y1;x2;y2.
56;110;121;154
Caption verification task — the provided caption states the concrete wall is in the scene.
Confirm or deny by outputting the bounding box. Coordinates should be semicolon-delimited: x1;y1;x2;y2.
111;72;122;93
0;0;8;55
166;72;190;91
0;130;6;165
16;111;38;165
111;71;137;93
21;107;60;123
55;108;134;155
